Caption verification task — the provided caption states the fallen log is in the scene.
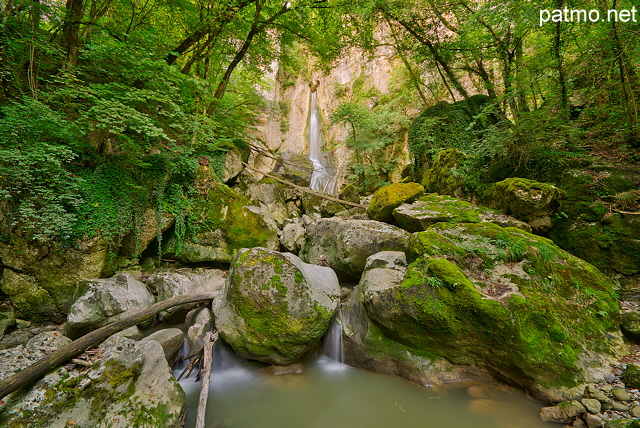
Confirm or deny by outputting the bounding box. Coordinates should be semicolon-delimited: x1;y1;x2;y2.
195;330;218;428
0;292;218;401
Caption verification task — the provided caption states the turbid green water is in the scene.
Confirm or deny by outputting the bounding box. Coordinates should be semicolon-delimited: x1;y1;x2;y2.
176;342;553;428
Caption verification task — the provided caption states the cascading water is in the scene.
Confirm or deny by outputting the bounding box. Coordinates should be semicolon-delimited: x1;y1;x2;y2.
308;91;336;194
322;317;344;364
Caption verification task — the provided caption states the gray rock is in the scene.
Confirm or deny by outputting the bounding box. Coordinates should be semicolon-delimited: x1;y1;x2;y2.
186;307;213;359
143;328;184;367
300;218;411;278
113;326;143;340
539;400;586;423
582;398;602;414
573;418;588;428
145;269;226;319
213;248;340;365
66;273;155;339
281;218;306;253
261;363;304;376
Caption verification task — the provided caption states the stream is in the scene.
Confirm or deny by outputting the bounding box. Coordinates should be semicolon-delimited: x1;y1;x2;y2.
174;340;554;428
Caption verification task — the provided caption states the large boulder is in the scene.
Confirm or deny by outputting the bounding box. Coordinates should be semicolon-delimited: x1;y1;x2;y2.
119;209;174;258
0;235;108;322
272;152;314;187
393;194;531;232
300;218;411;279
343;222;625;402
162;167;279;264
366;182;424;223
483;177;565;233
0;335;185;427
66;273;155;338
213;248;340;365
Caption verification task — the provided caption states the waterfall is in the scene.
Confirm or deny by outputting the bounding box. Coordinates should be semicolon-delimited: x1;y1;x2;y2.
322;317;344;363
308;91;336;194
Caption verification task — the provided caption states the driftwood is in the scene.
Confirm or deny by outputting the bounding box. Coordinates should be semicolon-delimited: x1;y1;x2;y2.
0;292;218;401
241;162;366;209
195;330;218;428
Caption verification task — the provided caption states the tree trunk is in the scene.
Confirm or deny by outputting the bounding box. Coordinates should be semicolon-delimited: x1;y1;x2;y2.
0;292;218;401
61;0;84;68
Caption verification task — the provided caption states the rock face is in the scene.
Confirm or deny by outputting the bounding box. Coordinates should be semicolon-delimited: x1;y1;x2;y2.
342;222;624;402
300;218;411;278
393;194;531;232
66;273;155;338
272;152;314;187
0;235;108;322
162;167;278;264
213;248;340;365
0;335;185;427
366;182;424;223
483;177;566;233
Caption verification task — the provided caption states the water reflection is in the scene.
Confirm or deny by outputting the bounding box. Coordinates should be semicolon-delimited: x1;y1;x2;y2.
175;341;552;428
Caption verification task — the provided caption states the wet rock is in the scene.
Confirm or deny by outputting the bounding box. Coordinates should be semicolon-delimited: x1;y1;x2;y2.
366;182;424;223
66;273;155;339
540;400;586;424
300;218;410;279
213;248;340;365
144;328;184;367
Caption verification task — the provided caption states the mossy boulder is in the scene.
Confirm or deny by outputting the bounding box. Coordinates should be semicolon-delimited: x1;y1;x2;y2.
346;222;624;401
0;335;185;427
300;218;411;279
162;167;278;264
393;194;531;233
366;182;424;223
606;420;640;428
0;304;15;340
213;248;340;365
483;177;566;233
0;235;108;322
624;364;640;389
420;149;476;199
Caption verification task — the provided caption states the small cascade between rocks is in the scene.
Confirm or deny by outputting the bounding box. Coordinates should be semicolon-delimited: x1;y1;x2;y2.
308;91;336;194
322;317;344;364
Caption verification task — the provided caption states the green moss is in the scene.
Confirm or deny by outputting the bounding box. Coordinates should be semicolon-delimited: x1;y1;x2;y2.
367;182;424;222
385;221;621;389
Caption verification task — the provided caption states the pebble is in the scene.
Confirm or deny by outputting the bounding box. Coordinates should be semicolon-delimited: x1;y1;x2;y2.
612;389;632;402
611;401;630;412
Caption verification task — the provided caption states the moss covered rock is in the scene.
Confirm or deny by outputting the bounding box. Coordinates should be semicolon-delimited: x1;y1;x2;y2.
483;177;565;233
345;222;624;401
272;152;314;187
393;194;531;233
0;335;185;427
420;149;476;199
213;248;340;365
300;218;411;279
163;167;278;264
0;236;108;322
366;182;424;223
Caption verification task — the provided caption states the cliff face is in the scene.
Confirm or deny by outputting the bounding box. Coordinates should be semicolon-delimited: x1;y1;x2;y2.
252;39;414;192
